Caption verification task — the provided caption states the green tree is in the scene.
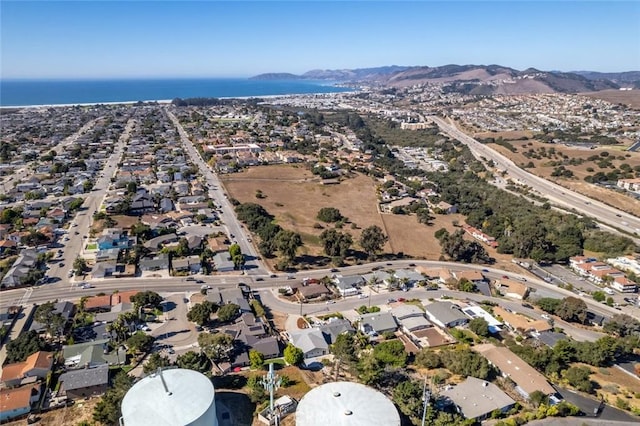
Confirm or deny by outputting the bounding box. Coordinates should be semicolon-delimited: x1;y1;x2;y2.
73;257;88;276
319;229;353;258
284;343;303;365
529;390;549;408
216;303;240;323
469;317;490;337
274;230;303;263
249;349;265;369
187;301;218;326
373;340;407;367
317;207;343;223
359;225;388;259
198;332;236;363
93;371;133;425
392;380;424;423
331;333;356;364
592;291;606;302
536;297;562;314
125;332;155;354
415;349;442;369
175;351;211;373
603;314;640;337
357;351;383;385
5;330;48;363
556;297;588;324
34;301;66;337
131;291;163;310
563;366;594;393
143;352;171;374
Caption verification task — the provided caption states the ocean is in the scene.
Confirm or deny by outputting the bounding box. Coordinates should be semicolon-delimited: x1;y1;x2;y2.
0;78;352;107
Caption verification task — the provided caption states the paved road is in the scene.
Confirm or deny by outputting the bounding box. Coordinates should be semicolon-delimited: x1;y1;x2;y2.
164;108;265;275
5;259;629;325
430;116;640;241
49;117;134;285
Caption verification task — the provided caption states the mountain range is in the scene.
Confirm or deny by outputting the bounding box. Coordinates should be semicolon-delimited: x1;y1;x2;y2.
252;65;640;95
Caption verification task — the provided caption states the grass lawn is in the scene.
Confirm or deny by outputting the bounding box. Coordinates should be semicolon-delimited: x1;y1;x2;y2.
86;243;97;250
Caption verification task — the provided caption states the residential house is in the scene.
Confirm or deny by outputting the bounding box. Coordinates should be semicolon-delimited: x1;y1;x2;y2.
0;384;41;423
288;328;329;359
318;318;355;344
172;255;201;274
462;224;498;248
473;343;557;399
58;365;110;399
333;275;364;296
441;377;515;421
139;254;170;274
391;305;431;334
97;228;135;251
1;249;38;288
494;279;529;300
435;201;457;214
296;282;332;301
493;307;551;334
0;352;54;388
62;339;127;369
213;252;235;273
423;302;469;328
461;306;502;334
393;269;425;288
359;311;398;335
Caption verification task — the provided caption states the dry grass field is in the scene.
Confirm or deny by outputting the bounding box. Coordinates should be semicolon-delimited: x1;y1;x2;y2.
222;165;387;256
589;365;640;412
222;165;522;270
487;139;640;216
582;90;640;109
5;398;99;426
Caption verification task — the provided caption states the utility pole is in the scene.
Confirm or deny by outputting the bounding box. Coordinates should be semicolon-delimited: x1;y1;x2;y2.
261;363;282;426
421;376;430;426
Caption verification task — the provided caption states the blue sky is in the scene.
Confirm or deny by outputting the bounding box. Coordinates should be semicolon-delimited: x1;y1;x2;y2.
1;1;638;79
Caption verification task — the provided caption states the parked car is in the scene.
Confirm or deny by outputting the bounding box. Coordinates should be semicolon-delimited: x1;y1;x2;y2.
185;277;196;281
358;294;368;299
387;298;397;303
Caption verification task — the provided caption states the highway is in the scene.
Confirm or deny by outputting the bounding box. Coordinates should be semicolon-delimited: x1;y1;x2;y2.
164;108;266;275
429;116;640;239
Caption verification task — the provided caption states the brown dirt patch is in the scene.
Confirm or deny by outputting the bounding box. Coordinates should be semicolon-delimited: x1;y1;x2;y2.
474;130;535;140
589;364;640;411
581;90;640;109
488;140;640;216
296;317;309;329
5;398;100;426
271;311;287;331
222;165;387;255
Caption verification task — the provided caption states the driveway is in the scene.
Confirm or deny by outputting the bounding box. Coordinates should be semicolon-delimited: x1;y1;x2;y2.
151;293;199;351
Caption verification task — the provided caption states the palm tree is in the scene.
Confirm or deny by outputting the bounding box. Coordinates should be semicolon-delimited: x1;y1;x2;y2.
368;275;381;293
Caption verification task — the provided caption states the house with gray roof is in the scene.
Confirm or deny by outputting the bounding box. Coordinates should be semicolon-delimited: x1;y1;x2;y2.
391;305;432;334
424;301;469;328
62;339;127;369
58;365;110;400
288;328;329;359
1;249;37;288
441;377;515;421
318;318;355;344
333;275;364;296
359;312;397;335
139;254;169;273
213;252;235;273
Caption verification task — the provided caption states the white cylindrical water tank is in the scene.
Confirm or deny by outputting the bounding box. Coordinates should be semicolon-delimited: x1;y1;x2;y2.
296;381;400;426
120;368;217;426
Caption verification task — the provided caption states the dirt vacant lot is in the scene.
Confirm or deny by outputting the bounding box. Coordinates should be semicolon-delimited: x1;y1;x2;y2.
222;165;387;256
488;139;640;216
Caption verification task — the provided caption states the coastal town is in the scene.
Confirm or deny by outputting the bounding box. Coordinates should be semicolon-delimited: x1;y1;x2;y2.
1;85;640;426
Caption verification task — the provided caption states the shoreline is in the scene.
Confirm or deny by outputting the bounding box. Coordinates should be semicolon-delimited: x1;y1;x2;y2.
0;90;355;110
